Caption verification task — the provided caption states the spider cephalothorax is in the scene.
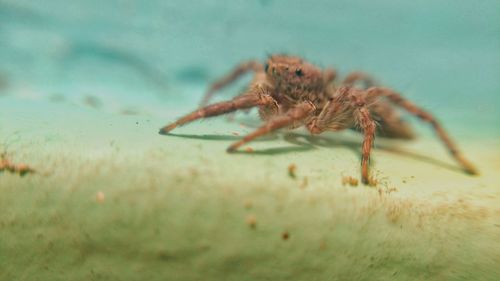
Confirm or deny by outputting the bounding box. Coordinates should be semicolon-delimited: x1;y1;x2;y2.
160;55;477;183
265;55;325;91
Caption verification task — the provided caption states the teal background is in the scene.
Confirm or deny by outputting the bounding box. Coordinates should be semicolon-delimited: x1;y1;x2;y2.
1;0;499;137
1;2;500;280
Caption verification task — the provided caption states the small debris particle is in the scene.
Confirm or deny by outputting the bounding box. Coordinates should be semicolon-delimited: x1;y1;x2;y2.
188;168;199;177
231;132;240;136
288;163;297;179
0;158;35;176
198;243;211;251
368;176;379;187
300;176;309;189
16;164;34;176
245;214;257;229
157;250;173;260
243;199;253;209
281;231;290;241
319;240;327;250
96;191;105;203
245;147;254;153
342;176;358;187
386;187;398;194
135;121;139;125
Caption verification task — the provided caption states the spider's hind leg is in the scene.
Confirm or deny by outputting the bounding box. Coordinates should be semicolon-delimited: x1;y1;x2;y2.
343;72;377;89
369;100;416;140
200;60;263;107
367;87;478;175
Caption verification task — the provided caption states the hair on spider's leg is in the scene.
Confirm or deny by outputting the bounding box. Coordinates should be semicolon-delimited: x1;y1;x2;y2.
368;87;478;175
357;107;377;184
307;88;376;185
200;60;263;107
159;93;274;134
226;102;315;152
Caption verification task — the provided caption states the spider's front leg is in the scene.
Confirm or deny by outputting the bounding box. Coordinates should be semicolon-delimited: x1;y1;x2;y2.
226;102;315;152
307;89;376;184
159;92;274;134
356;107;377;184
200;60;263;107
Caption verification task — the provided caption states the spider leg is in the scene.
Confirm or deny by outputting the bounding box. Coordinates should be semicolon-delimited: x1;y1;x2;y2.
356;107;377;184
200;60;263;107
343;72;377;89
367;87;478;175
307;89;376;184
323;68;338;85
159;93;275;134
227;102;315;152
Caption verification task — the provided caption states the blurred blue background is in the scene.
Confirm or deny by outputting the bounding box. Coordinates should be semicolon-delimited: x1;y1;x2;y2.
1;0;499;137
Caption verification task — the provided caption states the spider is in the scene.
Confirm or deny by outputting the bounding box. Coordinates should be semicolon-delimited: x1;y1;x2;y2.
159;55;478;184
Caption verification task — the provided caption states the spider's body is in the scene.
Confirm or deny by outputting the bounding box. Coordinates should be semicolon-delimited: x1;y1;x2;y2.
160;55;477;183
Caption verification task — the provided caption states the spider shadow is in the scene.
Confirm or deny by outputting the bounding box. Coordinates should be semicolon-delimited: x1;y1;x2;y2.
163;130;463;174
165;131;314;155
282;132;464;174
163;132;279;142
240;116;465;174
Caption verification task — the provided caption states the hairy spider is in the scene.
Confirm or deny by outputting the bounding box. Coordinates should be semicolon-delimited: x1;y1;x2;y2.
159;55;477;184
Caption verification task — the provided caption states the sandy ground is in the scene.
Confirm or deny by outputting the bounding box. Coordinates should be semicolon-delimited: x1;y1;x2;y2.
1;97;499;280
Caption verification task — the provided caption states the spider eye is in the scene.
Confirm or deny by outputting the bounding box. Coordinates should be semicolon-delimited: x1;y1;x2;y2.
295;68;303;77
264;63;269;72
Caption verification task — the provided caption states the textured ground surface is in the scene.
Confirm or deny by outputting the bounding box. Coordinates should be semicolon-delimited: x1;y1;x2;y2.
1;98;499;281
